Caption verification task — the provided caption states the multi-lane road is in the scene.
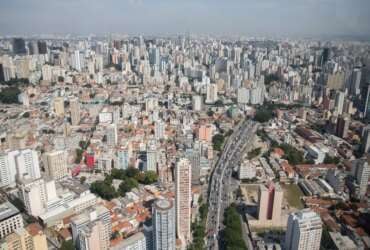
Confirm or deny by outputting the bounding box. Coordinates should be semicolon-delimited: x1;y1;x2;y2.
206;119;258;249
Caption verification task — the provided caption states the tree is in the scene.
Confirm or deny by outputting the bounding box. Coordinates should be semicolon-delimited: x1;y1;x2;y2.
126;167;140;178
142;171;158;184
0;87;21;104
75;148;84;164
254;107;273;123
207;109;214;117
111;169;126;180
212;134;225;151
90;181;117;200
324;155;340;164
223;205;247;250
118;178;138;196
60;240;74;250
80;176;86;184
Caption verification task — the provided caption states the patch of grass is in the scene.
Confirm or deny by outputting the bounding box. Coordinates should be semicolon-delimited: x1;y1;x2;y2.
281;184;304;209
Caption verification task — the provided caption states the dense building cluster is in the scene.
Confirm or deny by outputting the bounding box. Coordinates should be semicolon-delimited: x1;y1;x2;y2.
0;35;369;250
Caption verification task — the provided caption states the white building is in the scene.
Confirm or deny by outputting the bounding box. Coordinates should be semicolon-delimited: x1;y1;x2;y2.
0;201;24;239
153;199;176;250
206;84;218;104
111;232;147;250
106;124;117;147
155;120;165;140
285;209;322;250
42;150;68;180
192;95;203;111
175;158;191;244
238;160;257;180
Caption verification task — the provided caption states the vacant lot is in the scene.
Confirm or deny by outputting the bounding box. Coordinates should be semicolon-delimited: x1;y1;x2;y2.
281;184;304;209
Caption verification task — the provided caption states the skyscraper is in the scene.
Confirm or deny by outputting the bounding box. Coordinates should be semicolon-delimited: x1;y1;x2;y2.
349;68;362;96
152;199;176;250
106;124;117;147
206;83;218;104
175;158;191;244
70;97;80;126
12;38;27;55
14;149;41;180
336;115;349;138
192;95;203;111
361;125;370;154
37;41;47;54
146;141;157;172
258;183;283;223
154;120;165;140
352;159;370;198
285;209;322;250
42;150;68;180
116;148;129;170
334;91;345;115
53;97;65;116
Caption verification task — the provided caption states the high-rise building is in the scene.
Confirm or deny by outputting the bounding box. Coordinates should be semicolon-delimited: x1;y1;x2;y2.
146;141;157;172
37;41;47;54
152;199;176;250
0;64;5;82
73;50;82;71
285;209;322;250
12;38;27;55
198;124;213;142
71;205;111;250
349;68;362;96
0;201;24;239
351;159;370;198
185;147;201;184
149;48;160;66
18;177;58;217
14;149;41;180
154;120;165;140
70;97;81;126
361;125;370;154
116;148;129;170
206;83;218;104
0;150;41;187
258;183;283;223
237;87;250;104
192;95;203;111
175;158;191;244
364;85;370;119
334;91;345;115
42;150;68;180
336;116;349;138
106;124;117;147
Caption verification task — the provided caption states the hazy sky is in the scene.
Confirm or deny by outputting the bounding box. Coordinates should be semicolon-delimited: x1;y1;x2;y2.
1;0;370;37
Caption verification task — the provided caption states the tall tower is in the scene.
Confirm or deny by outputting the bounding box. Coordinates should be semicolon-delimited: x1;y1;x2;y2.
106;124;117;147
175;158;191;244
70;97;80;126
352;159;370;198
42;150;68;180
152;199;176;250
14;149;41;180
285;209;322;250
258;183;283;223
146;141;157;172
53;97;65;116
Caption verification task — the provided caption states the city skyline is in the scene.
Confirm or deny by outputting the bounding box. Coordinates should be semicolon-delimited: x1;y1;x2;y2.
1;0;370;38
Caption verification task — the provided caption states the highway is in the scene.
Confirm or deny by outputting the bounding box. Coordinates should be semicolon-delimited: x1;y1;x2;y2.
206;119;257;249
